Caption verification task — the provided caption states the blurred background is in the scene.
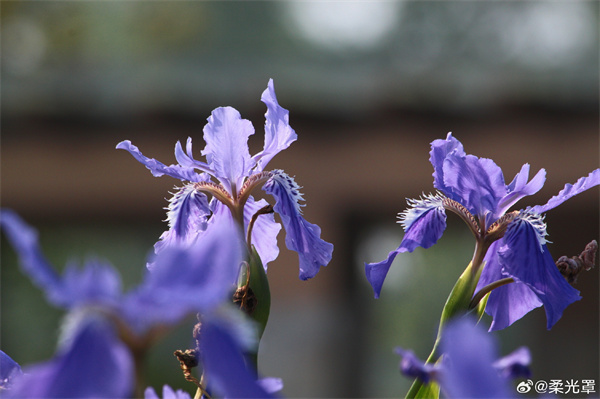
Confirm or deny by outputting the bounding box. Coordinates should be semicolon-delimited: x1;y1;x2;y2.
1;1;598;397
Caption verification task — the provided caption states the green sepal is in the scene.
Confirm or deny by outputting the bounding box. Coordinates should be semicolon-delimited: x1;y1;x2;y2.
411;381;440;399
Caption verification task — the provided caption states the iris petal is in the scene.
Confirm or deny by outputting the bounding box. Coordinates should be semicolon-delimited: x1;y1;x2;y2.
202;107;255;193
244;196;282;270
0;350;22;389
530;168;600;214
497;164;546;217
263;170;333;280
429;132;465;199
252;79;297;172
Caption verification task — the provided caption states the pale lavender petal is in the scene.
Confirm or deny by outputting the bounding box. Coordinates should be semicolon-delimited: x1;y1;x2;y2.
61;259;122;309
7;317;133;398
262;170;333;280
200;318;276;399
530;168;600;214
252;79;297;172
441;318;512;398
174;138;213;174
202;107;255;193
144;385;192;399
497;164;546;217
258;378;284;394
116;140;201;182
0;350;22;389
497;217;581;330
244;196;281;270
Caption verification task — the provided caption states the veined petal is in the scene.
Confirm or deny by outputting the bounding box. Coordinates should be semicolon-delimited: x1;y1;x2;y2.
530;168;600;214
123;220;243;333
430;133;465;194
263;170;333;280
202;107;255;193
199;318;276;399
442;154;507;224
244;196;281;270
7;316;133;398
0;350;22;389
498;216;581;330
398;194;447;252
174;137;213;174
497;164;546;217
1;210;67;307
116;140;202;182
252;79;297;172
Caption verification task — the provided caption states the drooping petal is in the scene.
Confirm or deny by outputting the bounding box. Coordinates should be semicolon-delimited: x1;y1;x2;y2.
496;164;546;217
123;220;243;333
1;210;68;307
202;107;255;193
440;318;512;399
429;132;465;197
116;140;202;182
199;318;276;399
252;79;297;172
364;251;399;299
0;350;22;389
442;154;507;224
7;317;133;398
150;184;211;268
394;347;438;384
262;170;333;280
530;168;600;214
497;217;581;330
244;196;281;270
492;346;532;380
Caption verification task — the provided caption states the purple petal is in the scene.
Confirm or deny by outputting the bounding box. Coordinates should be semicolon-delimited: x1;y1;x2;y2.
0;350;22;389
257;378;284;394
200;318;276;399
244;196;281;270
174;137;212;174
116;140;202;182
429;132;466;197
498;217;581;329
8;317;133;398
530;168;600;214
144;385;192;399
365;250;399;299
61;259;122;308
492;347;531;380
202;107;255;193
497;164;546;217
441;318;512;398
442;154;507;224
123;220;244;332
394;347;438;383
252;79;297;172
262;170;333;280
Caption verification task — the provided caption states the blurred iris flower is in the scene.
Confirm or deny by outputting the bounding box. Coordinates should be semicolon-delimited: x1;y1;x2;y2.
0;210;276;398
117;79;333;280
396;317;531;398
366;133;600;330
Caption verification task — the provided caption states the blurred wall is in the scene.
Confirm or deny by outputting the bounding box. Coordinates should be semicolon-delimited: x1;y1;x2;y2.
2;2;598;397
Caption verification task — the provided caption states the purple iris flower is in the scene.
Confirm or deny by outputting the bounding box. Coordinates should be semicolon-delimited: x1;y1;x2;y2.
366;133;600;330
1;210;274;397
396;317;531;398
117;79;333;280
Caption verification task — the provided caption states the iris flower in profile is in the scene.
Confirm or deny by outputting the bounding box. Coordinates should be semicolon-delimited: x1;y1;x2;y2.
365;133;599;330
117;79;333;280
1;210;276;398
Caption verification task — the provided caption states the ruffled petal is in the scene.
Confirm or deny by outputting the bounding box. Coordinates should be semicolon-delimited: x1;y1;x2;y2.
398;195;447;252
8;317;133;398
429;132;465;198
244;196;281;270
496;164;546;217
199;318;276;399
174;138;213;174
530;168;600;214
202;107;255;193
116;140;202;182
252;79;297;172
1;209;66;306
440;318;512;399
0;350;22;389
123;220;243;333
497;217;581;330
263;170;333;280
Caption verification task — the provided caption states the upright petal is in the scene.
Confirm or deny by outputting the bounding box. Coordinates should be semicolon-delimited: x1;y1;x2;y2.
498;217;581;330
7;317;133;398
440;318;512;399
429;132;465;197
116;140;202;182
496;164;546;217
174;137;213;174
199;318;276;399
530;168;600;214
1;210;67;307
252;79;297;172
262;170;333;280
202;107;255;193
244;196;282;270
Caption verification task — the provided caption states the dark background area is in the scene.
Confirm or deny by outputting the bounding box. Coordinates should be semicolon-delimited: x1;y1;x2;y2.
2;2;598;397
